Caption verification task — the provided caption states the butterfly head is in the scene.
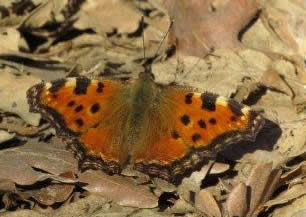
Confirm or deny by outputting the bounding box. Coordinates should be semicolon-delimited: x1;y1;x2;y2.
138;61;155;82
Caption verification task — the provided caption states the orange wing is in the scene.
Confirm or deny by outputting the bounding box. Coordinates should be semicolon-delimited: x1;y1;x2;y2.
27;77;128;174
133;88;264;184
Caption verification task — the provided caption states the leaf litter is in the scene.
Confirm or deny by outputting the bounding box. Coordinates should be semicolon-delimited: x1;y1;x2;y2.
0;0;305;216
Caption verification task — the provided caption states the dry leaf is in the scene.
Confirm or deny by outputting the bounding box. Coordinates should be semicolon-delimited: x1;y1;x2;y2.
0;179;17;193
21;0;69;29
245;162;281;217
0;142;77;185
78;0;140;34
0;115;44;136
29;172;75;206
0;1;305;216
168;199;196;214
0;28;20;53
53;194;112;217
227;183;248;217
0;69;41;126
261;69;294;98
195;189;222;217
0;130;15;143
79;170;158;208
178;160;214;202
265;182;306;208
164;0;258;56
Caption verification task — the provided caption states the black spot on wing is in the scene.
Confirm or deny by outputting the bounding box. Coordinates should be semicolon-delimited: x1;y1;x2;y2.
180;115;190;126
201;92;217;111
185;93;193;104
67;100;75;107
74;77;91;95
90;103;100;113
192;133;201;142
48;79;66;93
228;99;244;116
96;82;104;93
75;118;84;127
209;118;216;125
171;130;180;139
198;119;206;128
75;105;83;112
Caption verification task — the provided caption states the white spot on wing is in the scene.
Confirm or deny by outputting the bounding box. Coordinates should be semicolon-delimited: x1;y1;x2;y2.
193;93;201;98
65;78;76;87
45;82;52;89
216;96;228;107
242;107;250;116
45;83;52;95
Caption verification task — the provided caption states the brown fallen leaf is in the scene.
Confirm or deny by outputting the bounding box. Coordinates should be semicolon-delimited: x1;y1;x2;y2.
52;194;112;217
0;28;20;54
0;130;15;143
195;189;222;217
227;183;248;217
277;120;306;159
260;0;306;83
77;0;140;34
0;115;47;137
0;179;17;193
246;162;273;216
29;172;75;206
223;162;282;217
280;161;306;186
164;0;258;56
246;163;281;217
261;69;295;98
178;160;215;202
0;69;42;126
168;198;196;214
264;183;306;213
79;170;158;208
21;0;68;29
0;141;77;185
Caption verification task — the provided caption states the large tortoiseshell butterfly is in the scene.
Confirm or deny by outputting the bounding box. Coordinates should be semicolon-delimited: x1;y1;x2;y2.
27;63;264;184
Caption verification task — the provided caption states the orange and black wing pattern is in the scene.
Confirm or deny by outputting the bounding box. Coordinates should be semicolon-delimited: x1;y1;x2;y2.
133;88;264;184
27;77;127;174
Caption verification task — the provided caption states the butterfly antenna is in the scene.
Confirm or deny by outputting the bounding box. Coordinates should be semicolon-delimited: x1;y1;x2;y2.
154;19;174;58
141;16;146;60
179;47;218;81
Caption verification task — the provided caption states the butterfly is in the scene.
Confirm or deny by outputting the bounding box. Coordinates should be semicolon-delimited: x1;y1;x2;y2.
27;64;264;184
